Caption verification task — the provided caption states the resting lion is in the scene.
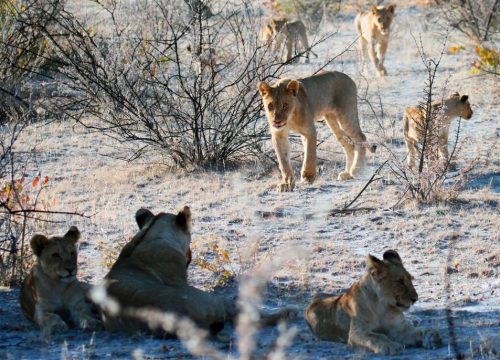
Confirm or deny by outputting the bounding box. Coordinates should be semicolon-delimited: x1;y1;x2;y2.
305;250;442;355
404;92;473;168
355;5;395;77
100;207;296;336
261;17;317;63
258;71;376;192
19;226;100;336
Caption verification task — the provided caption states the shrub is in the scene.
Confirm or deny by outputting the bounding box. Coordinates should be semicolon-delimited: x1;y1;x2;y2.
26;0;288;168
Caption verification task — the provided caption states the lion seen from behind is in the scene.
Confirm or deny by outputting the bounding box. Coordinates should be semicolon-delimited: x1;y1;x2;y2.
100;207;296;336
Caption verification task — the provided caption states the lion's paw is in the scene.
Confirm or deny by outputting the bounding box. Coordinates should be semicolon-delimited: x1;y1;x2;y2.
301;172;316;184
279;305;299;321
79;315;101;330
42;317;68;336
277;182;294;192
337;171;353;181
422;329;442;349
377;67;388;77
374;340;404;355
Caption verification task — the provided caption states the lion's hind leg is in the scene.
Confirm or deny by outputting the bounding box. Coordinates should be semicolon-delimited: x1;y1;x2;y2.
350;136;368;178
325;114;355;180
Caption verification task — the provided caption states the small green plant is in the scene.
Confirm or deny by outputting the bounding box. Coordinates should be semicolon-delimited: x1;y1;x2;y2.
194;241;235;287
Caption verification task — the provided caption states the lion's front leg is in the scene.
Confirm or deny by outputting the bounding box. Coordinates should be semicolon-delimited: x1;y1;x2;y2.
300;132;317;184
367;41;381;75
376;40;388;76
272;131;295;192
35;305;68;336
348;321;403;355
438;133;453;168
70;299;101;330
386;316;442;349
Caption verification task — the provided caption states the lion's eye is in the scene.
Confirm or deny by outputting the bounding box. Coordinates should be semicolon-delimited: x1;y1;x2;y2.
399;279;406;285
268;103;274;111
70;251;76;256
52;253;61;258
378;17;382;22
283;103;288;110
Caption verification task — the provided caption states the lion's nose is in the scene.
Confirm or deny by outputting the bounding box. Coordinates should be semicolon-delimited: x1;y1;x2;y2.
411;296;418;304
65;267;75;274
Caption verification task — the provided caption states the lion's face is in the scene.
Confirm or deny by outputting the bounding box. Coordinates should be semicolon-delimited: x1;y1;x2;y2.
257;79;300;130
371;5;395;35
448;93;473;120
367;250;418;311
271;17;287;33
30;227;80;282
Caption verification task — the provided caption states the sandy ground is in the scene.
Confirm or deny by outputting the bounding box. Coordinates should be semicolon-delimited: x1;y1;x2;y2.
0;1;499;359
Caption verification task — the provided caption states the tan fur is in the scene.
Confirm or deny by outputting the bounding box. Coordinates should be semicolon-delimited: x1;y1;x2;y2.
355;5;395;77
19;227;100;336
258;71;376;192
305;250;442;355
403;92;473;167
101;207;296;336
262;17;317;63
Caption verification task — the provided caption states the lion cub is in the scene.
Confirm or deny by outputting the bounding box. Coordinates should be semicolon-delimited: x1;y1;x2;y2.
258;71;376;192
305;250;442;355
20;227;100;336
262;17;317;63
404;92;473;168
355;5;395;77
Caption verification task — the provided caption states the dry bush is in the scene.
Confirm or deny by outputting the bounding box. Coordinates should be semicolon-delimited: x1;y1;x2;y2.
434;0;499;43
19;0;291;168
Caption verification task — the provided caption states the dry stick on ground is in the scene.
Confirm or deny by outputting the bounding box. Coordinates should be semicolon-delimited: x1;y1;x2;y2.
328;160;387;217
444;233;464;360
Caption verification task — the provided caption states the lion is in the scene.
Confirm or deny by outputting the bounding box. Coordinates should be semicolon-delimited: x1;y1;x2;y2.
404;92;473;168
19;226;100;336
262;17;317;63
355;5;395;77
100;207;296;336
257;71;376;192
305;250;442;355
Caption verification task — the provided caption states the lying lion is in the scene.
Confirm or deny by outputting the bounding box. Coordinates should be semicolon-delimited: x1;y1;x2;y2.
101;207;296;336
305;250;441;355
19;227;100;336
258;71;376;192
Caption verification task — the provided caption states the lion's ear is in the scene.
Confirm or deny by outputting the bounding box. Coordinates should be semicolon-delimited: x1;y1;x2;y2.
367;254;387;279
383;250;402;265
286;80;300;97
387;5;395;14
176;206;192;233
371;5;378;14
136;208;155;229
258;81;272;97
64;226;81;243
460;95;469;102
30;235;50;257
